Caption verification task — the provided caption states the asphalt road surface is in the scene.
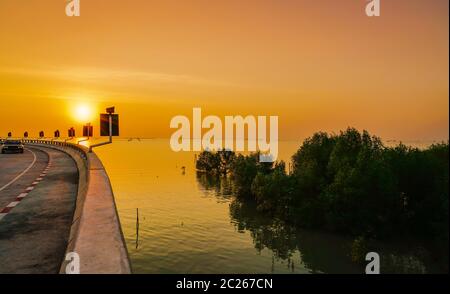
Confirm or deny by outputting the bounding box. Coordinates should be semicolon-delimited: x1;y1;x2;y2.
0;146;78;273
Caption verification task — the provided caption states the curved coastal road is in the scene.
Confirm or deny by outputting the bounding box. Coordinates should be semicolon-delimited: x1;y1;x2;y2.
0;146;78;274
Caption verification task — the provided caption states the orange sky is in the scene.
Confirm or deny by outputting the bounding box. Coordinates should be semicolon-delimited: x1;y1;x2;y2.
0;0;448;141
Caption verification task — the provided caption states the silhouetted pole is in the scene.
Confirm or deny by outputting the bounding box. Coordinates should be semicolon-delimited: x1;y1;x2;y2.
136;208;140;249
89;107;118;152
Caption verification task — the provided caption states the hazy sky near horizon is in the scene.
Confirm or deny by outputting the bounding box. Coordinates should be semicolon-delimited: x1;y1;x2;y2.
0;0;448;141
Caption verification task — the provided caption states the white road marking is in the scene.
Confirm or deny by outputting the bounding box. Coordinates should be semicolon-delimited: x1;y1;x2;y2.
26;187;34;191
7;201;19;207
17;193;28;198
0;148;37;193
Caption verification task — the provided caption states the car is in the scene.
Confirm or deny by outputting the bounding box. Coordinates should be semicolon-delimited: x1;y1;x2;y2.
1;140;24;154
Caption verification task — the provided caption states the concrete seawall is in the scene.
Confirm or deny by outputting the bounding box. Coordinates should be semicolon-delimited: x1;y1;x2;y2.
24;140;131;274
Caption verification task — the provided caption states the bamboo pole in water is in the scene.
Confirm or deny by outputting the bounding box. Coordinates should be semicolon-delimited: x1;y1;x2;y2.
136;208;139;249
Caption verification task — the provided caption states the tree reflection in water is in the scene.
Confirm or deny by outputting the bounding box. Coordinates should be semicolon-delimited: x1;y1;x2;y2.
196;172;233;202
196;172;445;274
229;198;365;273
196;172;362;273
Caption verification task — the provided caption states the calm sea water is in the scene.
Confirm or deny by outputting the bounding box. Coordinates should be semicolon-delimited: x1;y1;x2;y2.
89;139;440;274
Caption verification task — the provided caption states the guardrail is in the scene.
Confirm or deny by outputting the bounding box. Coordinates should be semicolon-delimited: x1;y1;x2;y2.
22;140;131;274
22;139;89;159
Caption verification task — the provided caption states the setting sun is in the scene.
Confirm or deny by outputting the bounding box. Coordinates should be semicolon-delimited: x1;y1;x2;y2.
74;104;93;123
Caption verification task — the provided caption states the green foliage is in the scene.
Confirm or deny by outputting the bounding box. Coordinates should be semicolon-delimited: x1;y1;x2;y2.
198;128;449;246
383;142;449;240
231;153;272;196
288;128;449;241
251;161;291;212
196;149;236;175
291;132;336;199
196;150;220;173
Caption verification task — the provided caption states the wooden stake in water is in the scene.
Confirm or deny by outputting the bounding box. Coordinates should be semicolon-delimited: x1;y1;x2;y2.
136;208;139;249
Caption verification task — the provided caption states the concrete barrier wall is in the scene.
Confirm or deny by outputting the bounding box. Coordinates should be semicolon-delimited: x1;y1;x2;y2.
24;140;131;274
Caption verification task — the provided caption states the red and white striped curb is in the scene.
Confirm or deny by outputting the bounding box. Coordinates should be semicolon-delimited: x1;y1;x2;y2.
0;160;52;222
